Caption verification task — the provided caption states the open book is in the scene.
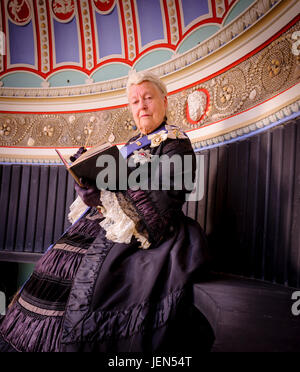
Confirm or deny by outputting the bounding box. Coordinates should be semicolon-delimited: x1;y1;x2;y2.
55;143;125;188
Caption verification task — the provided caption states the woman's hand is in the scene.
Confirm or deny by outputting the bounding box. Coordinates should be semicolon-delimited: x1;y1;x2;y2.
75;178;101;207
69;146;87;163
71;148;101;207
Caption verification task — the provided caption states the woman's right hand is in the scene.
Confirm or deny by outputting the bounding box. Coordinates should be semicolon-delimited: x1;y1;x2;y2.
70;146;87;163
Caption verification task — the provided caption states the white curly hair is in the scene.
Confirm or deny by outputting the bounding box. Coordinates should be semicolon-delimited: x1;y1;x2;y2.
126;69;168;98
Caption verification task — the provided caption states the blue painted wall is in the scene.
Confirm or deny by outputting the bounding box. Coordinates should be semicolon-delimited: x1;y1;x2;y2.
9;20;35;65
95;6;122;58
53;18;80;64
136;0;164;47
181;0;210;27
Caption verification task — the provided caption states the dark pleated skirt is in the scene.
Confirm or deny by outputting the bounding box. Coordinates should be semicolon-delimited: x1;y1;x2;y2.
0;208;103;352
0;332;17;352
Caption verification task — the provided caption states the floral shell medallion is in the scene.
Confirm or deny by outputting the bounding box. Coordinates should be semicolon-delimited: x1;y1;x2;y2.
51;0;75;23
7;0;31;26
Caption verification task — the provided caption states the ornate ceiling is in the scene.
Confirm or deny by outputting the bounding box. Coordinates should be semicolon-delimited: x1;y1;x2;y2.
0;0;247;88
0;0;299;162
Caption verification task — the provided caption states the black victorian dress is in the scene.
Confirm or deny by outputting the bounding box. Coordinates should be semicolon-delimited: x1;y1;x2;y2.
0;123;212;352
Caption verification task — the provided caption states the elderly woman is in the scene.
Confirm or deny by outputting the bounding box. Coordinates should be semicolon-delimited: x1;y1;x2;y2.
0;71;211;352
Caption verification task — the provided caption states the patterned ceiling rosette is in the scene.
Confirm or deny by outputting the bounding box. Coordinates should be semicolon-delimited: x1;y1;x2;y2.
67;111;113;147
31;115;64;146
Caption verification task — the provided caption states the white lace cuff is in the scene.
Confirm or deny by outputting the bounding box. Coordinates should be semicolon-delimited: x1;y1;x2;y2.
100;190;151;249
68;196;89;224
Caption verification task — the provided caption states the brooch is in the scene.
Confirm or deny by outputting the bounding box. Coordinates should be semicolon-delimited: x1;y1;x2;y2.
148;130;168;147
165;125;188;139
129;133;143;146
132;148;153;165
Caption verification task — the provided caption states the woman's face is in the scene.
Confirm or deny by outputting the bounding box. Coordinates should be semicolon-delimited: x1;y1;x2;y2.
128;81;168;135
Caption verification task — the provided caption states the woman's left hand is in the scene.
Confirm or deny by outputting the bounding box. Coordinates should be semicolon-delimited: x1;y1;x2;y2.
75;178;101;207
